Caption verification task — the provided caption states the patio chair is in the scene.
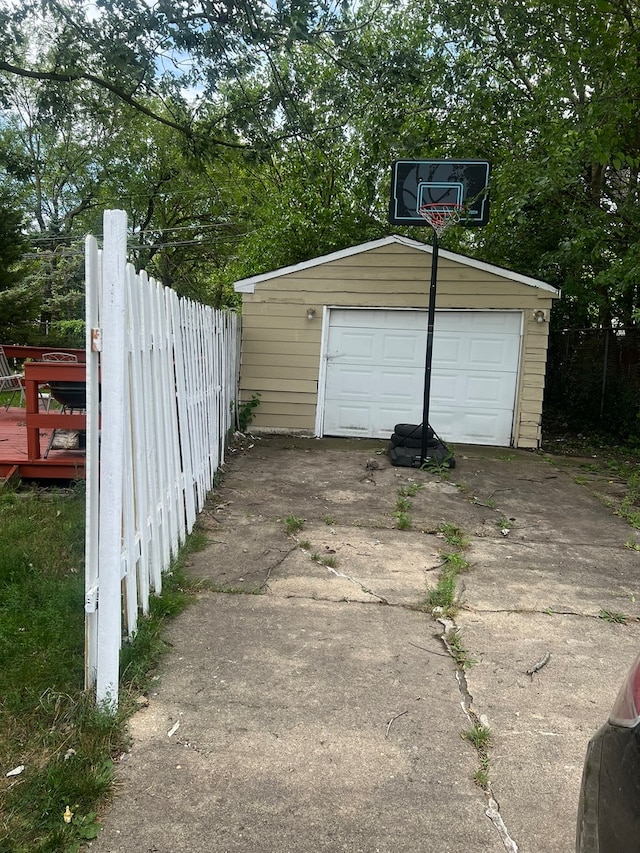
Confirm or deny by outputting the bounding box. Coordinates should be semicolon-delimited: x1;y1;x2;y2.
0;346;26;410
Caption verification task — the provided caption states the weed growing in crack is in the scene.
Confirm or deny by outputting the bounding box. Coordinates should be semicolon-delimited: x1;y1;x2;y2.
462;722;492;750
462;717;494;787
625;537;640;551
598;608;629;624
311;553;338;568
446;628;477;670
474;765;490;789
426;568;458;615
393;487;417;529
397;483;423;498
298;540;312;551
439;551;470;573
437;522;469;550
396;496;413;513
495;517;515;531
284;515;305;535
323;515;337;526
209;584;262;595
422;524;471;615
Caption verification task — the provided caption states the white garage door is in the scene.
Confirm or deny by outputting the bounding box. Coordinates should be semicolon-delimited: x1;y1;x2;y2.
321;309;522;446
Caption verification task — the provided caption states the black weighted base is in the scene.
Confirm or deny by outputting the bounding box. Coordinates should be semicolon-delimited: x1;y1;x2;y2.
388;441;455;468
393;423;435;440
389;432;439;449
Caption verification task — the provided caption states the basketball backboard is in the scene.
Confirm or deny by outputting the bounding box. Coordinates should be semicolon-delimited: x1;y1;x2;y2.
389;159;491;227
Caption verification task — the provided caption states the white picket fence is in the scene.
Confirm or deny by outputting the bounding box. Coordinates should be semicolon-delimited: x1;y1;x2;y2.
84;210;241;709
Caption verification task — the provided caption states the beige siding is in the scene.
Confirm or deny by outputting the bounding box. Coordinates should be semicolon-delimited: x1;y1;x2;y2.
239;241;556;447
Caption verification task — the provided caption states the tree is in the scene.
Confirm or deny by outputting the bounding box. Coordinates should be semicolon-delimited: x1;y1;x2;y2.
429;0;640;327
0;192;40;342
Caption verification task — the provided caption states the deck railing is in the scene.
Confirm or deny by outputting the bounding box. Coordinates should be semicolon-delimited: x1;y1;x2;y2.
85;210;240;709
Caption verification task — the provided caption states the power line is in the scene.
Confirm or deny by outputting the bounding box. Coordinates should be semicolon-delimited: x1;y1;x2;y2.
19;231;251;260
26;221;243;246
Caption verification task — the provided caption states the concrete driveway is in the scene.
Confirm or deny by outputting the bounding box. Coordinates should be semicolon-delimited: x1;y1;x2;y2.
88;437;640;853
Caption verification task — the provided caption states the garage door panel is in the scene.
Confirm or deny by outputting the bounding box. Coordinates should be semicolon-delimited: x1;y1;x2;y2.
329;326;424;367
326;364;420;403
381;333;423;362
325;365;377;398
434;334;520;370
437;312;522;334
330;309;428;331
323;310;521;445
431;371;517;408
467;337;521;368
328;330;376;360
324;405;370;433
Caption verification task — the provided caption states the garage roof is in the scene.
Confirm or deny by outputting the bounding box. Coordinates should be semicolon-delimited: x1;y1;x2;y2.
233;234;561;296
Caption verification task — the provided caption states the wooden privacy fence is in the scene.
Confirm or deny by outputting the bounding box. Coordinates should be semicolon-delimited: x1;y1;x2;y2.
85;210;240;709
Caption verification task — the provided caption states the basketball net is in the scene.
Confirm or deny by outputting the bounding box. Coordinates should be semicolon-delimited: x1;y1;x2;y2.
417;203;463;237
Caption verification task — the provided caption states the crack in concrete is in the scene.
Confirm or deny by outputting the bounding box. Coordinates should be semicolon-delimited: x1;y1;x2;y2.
325;566;389;604
465;604;638;622
436;616;520;853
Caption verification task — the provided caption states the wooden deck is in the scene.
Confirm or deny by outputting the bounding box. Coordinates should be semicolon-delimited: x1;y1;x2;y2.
0;405;86;480
1;355;88;481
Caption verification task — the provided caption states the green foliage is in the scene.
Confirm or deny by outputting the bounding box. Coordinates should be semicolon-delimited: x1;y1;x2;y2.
0;483;204;852
3;0;640;343
439;551;470;573
462;722;492;750
284;514;305;535
437;522;470;549
397;483;423;498
446;628;477;670
598;608;628;625
393;510;411;530
424;522;471;615
236;392;261;432
426;568;458;613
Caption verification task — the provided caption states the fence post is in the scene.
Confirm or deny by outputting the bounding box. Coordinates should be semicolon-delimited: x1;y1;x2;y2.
84;236;100;689
96;209;128;712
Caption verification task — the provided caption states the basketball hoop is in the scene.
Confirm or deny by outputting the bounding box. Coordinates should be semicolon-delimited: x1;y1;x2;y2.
418;203;464;237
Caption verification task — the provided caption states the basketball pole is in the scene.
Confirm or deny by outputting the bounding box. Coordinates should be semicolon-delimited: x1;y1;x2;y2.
420;230;439;467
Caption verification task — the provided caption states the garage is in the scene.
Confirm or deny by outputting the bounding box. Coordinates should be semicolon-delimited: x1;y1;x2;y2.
233;235;560;449
320;308;522;445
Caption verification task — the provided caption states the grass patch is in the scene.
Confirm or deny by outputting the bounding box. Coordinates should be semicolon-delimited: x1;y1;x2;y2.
439;551;470;573
437;522;469;549
0;483;204;853
311;552;338;568
284;515;305;535
397;483;423;498
598;608;628;624
393;486;418;530
426;567;458;613
462;722;492;750
323;515;337;526
422;527;471;616
393;510;411;530
446;628;476;670
395;496;413;513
